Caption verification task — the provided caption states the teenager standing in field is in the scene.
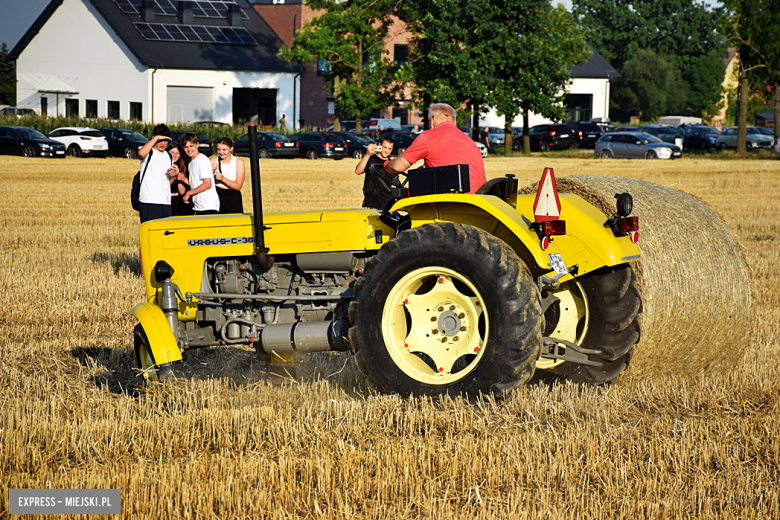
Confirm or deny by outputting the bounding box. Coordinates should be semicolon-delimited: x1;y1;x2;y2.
136;124;174;223
180;132;220;215
354;135;394;210
211;137;245;214
167;141;192;216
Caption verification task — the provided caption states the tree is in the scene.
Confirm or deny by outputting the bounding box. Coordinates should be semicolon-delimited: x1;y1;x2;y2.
573;0;726;119
489;4;590;153
0;43;16;106
611;49;687;121
721;0;780;150
279;0;400;131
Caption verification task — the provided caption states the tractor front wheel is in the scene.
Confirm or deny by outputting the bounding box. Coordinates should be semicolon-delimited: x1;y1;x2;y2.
349;223;542;398
133;324;175;382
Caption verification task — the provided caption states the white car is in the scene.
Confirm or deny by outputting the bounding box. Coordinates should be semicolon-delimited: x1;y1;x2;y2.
714;126;774;150
48;127;109;157
474;140;488;158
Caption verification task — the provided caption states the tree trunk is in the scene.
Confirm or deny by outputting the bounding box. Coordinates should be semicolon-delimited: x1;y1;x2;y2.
471;101;480;141
774;84;779;142
333;76;342;132
504;115;514;155
522;103;530;154
737;52;748;156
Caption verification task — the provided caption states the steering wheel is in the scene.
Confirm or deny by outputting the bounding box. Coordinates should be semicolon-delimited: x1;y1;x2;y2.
369;163;408;191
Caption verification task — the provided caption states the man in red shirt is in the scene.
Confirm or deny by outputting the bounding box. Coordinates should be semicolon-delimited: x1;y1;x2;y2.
385;103;486;193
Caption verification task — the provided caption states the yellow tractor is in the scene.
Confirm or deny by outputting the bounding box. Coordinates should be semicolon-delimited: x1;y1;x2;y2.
132;126;642;397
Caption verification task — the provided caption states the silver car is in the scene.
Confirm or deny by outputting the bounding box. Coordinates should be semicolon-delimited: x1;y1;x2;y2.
595;132;682;159
715;126;774;150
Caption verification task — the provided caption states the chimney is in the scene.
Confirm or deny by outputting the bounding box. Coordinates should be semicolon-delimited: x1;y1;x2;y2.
178;0;194;25
228;3;242;26
141;0;155;22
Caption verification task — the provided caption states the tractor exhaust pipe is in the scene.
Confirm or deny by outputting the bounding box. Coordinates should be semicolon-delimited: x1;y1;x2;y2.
248;124;274;270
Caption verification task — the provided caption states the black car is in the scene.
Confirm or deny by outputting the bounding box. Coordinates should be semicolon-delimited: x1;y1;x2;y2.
681;125;721;150
567;121;604;148
97;128;148;159
233;131;298;158
289;132;347;159
169;130;213;156
381;132;417;156
526;123;576;151
0;126;66;157
638;125;677;144
327;131;371;159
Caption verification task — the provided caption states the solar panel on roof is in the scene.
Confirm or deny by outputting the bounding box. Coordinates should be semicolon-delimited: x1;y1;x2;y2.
191;25;214;42
133;22;257;44
114;0;245;19
115;0;139;13
221;27;242;44
206;26;230;43
149;23;174;40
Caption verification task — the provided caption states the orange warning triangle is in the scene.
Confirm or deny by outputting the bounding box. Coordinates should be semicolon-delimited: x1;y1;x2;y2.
533;167;561;223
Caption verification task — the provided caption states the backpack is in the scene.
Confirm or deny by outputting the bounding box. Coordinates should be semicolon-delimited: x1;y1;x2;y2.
131;150;171;211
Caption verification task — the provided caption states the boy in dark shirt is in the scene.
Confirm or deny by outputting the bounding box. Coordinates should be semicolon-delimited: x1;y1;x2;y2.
354;135;394;210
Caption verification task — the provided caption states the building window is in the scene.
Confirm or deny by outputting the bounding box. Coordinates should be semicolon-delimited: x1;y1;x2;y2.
65;99;79;117
107;101;120;120
392;107;408;125
40;97;48;116
86;100;98;118
130;102;142;121
317;58;331;76
564;94;593;122
327;102;335;115
394;44;409;67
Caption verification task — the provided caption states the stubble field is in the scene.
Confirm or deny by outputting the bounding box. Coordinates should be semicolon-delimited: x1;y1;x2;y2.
1;153;779;519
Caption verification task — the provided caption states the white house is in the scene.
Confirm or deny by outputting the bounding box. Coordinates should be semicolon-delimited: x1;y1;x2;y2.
10;0;303;128
482;46;619;128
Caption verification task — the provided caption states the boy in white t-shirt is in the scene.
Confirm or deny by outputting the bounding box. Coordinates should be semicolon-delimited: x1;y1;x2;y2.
136;124;175;223
181;133;220;215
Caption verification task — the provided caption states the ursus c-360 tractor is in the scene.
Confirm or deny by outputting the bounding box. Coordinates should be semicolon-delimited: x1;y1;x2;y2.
132;126;642;397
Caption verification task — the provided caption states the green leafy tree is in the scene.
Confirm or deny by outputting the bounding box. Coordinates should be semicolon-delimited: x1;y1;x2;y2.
279;0;399;131
611;49;687;121
489;3;590;153
721;0;780;150
0;43;16;106
573;0;726;118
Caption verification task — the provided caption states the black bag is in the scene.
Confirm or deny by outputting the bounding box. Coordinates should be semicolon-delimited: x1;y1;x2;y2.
131;150;171;211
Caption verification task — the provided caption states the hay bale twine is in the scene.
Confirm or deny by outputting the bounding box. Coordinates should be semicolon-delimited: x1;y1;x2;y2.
519;175;751;380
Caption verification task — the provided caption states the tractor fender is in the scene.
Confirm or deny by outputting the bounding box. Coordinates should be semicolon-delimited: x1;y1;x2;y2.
390;193;640;278
131;303;183;365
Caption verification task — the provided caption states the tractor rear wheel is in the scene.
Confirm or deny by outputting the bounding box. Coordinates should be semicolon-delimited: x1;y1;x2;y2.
133;324;175;382
349;222;542;398
548;264;642;384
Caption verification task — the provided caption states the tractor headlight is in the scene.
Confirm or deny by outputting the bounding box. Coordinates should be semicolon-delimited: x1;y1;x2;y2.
656;147;673;159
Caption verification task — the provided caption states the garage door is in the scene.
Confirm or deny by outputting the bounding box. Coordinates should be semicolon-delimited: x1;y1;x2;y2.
167;86;213;123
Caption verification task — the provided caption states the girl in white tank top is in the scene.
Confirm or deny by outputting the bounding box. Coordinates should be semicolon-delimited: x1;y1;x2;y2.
212;137;246;214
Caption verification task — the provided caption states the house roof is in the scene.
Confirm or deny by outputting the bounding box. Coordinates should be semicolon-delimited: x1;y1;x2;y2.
12;0;301;73
569;45;620;79
755;112;774;122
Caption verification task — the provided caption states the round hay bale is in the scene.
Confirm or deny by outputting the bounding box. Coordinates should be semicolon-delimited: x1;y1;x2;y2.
519;175;751;380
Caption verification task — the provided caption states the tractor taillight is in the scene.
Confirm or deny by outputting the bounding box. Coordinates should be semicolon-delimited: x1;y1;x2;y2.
617;216;639;233
542;220;566;236
630;231;639;243
275;141;281;148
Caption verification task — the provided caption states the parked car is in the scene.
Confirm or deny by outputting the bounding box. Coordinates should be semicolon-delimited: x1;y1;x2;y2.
567;121;604;148
614;126;640;132
169;130;213;156
0;107;35;118
479;127;505;147
326;120;358;132
680;125;721;149
715;126;775;150
381;132;418;157
363;118;402;134
638;124;677;144
595;131;682;159
96;128;148;159
526;123;576;151
233;131;298;159
48;127;109;157
775;136;780;154
289;132;347;159
327;131;371;159
474;140;488;158
0;126;66;157
401;124;423;134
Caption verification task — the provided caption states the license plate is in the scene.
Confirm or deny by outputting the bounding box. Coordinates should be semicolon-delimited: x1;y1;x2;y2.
334;147;344;151
587;134;597;138
199;145;209;148
55;151;64;154
673;152;682;156
284;142;294;147
548;253;568;276
95;144;107;149
560;134;569;138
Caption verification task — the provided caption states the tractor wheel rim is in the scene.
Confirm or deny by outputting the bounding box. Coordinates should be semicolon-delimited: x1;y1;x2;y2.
382;266;488;385
536;279;589;370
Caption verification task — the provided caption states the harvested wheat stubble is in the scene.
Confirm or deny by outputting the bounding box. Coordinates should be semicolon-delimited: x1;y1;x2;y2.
520;175;751;379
